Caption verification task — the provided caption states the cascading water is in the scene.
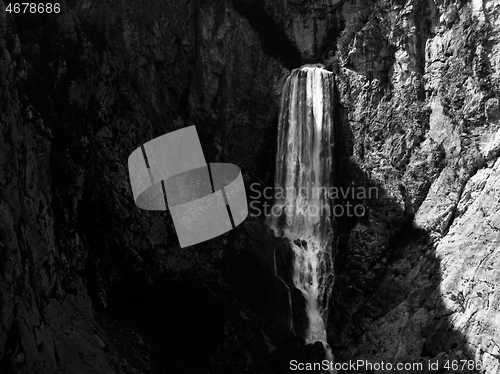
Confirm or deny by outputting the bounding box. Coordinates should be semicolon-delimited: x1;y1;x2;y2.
269;66;335;362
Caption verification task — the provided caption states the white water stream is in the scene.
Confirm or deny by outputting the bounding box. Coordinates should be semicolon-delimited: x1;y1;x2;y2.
269;66;335;364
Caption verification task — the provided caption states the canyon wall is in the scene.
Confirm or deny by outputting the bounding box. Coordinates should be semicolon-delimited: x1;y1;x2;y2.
0;1;290;373
331;0;500;372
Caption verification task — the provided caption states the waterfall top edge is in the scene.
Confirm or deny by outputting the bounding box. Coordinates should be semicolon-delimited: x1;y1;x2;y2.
292;64;333;75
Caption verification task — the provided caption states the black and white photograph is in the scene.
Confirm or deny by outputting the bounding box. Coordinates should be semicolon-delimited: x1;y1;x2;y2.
1;0;500;373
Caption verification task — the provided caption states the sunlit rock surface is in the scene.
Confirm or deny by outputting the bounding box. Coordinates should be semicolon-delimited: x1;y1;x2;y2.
333;0;500;372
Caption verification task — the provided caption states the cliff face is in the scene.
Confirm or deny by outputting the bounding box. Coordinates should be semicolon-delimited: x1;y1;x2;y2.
331;0;500;372
0;1;290;373
1;0;500;373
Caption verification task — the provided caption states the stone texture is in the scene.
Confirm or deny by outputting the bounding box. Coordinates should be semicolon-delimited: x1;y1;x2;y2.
331;0;500;372
0;0;290;373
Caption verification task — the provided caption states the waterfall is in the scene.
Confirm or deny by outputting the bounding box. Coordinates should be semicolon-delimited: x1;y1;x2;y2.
269;66;335;361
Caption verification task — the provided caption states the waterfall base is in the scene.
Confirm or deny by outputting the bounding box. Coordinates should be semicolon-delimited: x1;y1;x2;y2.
290;238;334;372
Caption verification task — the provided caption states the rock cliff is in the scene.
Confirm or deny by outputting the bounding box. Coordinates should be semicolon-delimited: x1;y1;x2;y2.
1;1;288;372
331;0;500;372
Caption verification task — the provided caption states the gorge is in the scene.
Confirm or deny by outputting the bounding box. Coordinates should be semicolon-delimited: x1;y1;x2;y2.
1;0;500;373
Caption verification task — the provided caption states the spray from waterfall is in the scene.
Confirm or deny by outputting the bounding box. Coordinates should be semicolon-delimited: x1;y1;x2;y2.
269;66;335;362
